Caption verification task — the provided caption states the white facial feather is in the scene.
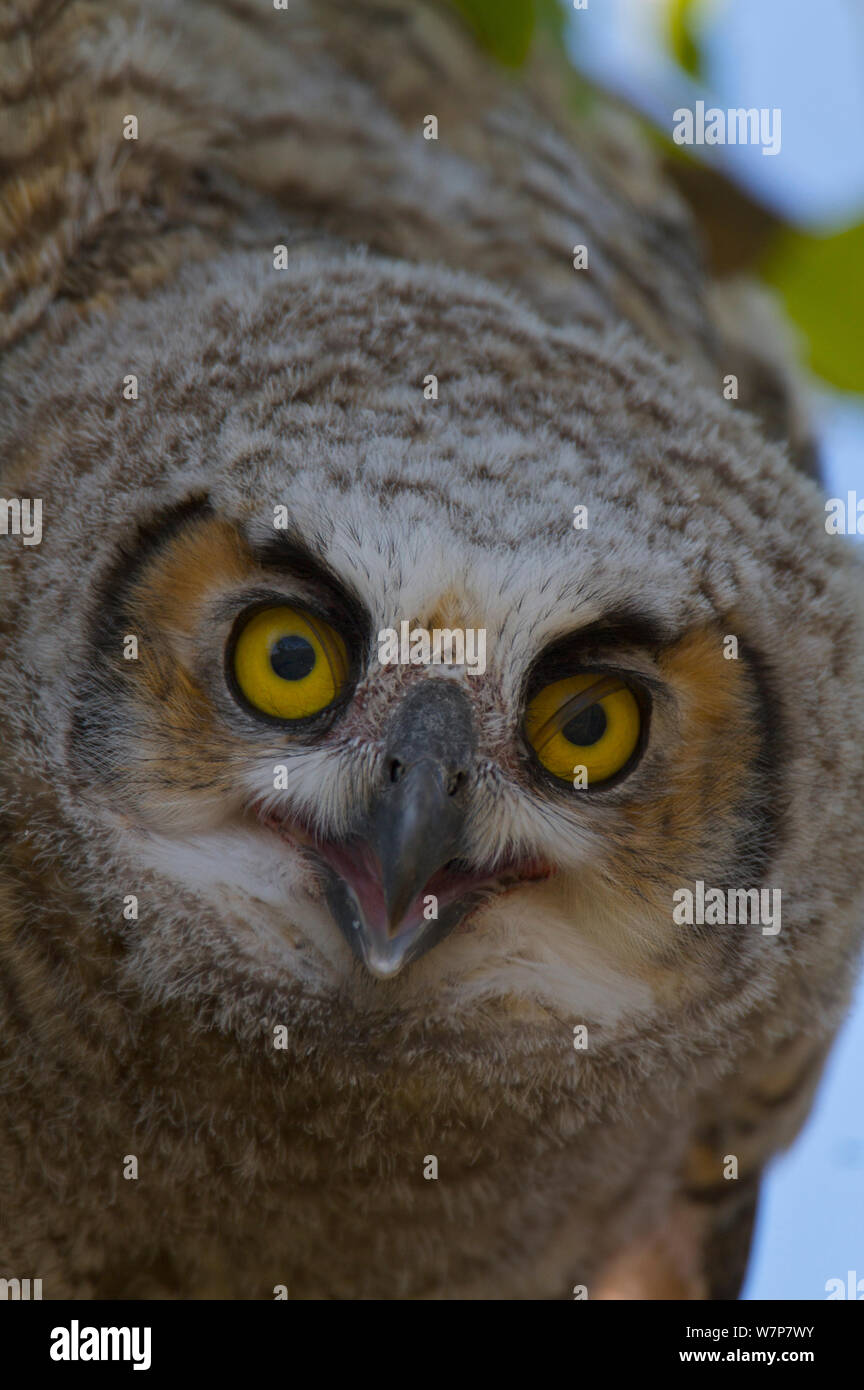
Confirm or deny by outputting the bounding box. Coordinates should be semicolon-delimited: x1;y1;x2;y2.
130;820;656;1031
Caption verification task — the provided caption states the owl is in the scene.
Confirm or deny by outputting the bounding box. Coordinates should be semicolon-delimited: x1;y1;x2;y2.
1;0;863;1302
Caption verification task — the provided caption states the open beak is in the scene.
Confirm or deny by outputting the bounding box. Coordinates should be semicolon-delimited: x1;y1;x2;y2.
318;680;480;977
258;679;554;979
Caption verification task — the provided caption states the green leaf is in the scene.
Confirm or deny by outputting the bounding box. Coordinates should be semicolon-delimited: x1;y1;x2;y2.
534;0;568;50
665;0;704;80
450;0;536;68
761;224;864;394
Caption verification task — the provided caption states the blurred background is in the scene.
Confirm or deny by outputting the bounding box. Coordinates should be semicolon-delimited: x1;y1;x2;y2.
454;0;864;1300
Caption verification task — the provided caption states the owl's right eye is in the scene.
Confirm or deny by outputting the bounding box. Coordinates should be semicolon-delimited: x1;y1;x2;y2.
232;605;349;720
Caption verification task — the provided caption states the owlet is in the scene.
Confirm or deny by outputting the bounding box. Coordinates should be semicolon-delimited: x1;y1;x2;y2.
1;0;863;1300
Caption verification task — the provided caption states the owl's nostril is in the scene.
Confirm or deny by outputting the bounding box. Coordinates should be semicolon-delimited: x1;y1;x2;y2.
389;758;405;784
446;771;466;796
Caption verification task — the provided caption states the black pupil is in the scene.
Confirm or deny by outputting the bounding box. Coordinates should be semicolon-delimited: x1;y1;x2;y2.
562;703;606;746
270;635;316;681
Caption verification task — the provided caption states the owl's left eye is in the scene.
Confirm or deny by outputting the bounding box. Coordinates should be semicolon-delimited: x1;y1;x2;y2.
524;673;641;784
232;605;349;720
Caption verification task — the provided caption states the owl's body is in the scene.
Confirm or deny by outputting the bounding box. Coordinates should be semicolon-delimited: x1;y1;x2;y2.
1;0;863;1300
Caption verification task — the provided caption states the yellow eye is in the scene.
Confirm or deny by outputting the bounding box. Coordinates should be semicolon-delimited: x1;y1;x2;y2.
233;606;349;720
524;673;641;784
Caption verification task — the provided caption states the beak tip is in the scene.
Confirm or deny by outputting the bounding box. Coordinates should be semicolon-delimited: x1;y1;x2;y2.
359;938;410;979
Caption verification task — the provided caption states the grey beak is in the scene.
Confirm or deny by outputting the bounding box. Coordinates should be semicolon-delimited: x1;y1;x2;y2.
325;679;478;977
372;757;467;934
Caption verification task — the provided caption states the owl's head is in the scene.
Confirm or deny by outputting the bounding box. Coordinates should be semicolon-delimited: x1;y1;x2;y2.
5;250;864;1056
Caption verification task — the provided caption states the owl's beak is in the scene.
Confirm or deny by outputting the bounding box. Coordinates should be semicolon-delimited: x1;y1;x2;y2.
322;680;480;978
372;756;467;932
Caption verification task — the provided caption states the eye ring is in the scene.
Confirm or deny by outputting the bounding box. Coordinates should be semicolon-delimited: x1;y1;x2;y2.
228;602;351;723
523;671;645;788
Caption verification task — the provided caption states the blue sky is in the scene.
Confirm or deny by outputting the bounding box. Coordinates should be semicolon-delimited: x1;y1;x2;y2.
566;0;864;1300
567;0;864;226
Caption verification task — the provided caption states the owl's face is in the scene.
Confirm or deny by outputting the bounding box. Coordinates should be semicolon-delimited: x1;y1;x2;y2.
70;493;767;1025
7;251;864;1055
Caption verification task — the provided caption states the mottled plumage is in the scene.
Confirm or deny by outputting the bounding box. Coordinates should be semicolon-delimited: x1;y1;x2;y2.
1;0;863;1300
